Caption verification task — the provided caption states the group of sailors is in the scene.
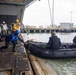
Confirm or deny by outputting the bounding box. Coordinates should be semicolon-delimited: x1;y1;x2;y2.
0;19;25;52
0;19;20;40
0;19;76;52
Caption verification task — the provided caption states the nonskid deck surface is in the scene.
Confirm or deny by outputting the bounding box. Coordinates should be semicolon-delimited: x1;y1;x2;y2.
0;37;33;75
0;35;60;75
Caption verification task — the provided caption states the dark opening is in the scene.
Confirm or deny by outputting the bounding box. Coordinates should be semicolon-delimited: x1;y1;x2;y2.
0;15;17;28
30;30;34;33
22;72;25;75
46;30;50;33
41;30;45;33
36;30;39;33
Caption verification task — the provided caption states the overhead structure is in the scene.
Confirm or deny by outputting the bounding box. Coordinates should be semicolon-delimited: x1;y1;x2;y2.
0;0;37;25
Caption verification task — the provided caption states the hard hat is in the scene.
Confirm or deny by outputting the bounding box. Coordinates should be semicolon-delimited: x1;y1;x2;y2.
15;19;19;23
2;21;5;24
15;30;20;34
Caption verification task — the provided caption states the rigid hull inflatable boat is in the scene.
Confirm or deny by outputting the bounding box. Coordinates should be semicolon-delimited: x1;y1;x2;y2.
24;42;76;59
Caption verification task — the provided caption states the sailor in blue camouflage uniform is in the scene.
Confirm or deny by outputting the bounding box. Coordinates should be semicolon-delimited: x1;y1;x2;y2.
0;30;24;52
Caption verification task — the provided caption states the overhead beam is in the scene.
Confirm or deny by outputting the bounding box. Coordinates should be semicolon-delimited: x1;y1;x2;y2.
0;0;38;7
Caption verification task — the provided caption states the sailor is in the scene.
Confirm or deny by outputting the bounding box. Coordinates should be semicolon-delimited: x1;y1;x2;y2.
0;30;24;52
12;19;22;44
12;19;21;32
73;36;76;44
1;21;8;35
46;31;61;50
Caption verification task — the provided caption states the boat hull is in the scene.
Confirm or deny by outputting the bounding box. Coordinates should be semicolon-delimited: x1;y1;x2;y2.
24;42;76;59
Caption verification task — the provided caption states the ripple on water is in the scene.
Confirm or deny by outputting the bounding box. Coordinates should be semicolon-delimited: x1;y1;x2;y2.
46;58;76;75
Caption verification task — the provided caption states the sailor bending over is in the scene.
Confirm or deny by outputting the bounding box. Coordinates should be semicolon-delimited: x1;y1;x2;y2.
0;30;24;52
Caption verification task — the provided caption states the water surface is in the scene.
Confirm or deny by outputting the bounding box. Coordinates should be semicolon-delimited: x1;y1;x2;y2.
22;33;76;75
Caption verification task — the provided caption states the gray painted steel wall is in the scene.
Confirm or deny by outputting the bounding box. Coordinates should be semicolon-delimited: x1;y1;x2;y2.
0;4;24;22
0;0;37;24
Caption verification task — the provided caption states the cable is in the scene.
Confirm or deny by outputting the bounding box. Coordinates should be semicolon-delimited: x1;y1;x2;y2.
48;0;52;26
